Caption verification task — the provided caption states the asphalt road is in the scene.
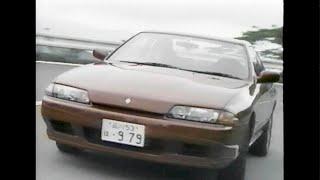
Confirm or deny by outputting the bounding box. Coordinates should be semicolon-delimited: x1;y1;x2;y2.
36;62;283;180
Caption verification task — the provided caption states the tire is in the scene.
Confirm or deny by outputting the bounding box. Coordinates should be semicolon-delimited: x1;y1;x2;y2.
218;153;247;180
56;142;82;154
249;117;273;156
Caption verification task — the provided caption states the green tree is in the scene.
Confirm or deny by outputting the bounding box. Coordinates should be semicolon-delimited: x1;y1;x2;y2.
236;27;283;60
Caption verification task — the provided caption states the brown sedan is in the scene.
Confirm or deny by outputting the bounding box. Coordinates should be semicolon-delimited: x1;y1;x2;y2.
41;31;279;180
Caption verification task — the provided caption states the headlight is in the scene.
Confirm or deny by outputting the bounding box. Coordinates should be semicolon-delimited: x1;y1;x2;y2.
167;105;238;125
45;83;90;104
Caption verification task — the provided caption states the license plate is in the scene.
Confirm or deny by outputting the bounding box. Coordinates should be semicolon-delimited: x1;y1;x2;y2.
101;119;145;147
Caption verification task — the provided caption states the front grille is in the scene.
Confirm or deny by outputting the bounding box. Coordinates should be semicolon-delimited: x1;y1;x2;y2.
182;143;211;157
83;127;211;157
91;103;163;119
50;120;74;135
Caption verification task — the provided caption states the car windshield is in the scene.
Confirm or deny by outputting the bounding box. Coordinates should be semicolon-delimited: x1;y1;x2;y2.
108;32;249;80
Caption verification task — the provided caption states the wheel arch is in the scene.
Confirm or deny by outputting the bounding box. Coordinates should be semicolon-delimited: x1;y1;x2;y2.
249;112;256;139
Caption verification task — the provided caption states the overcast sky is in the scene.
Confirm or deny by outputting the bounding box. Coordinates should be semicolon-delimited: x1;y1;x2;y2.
36;0;283;42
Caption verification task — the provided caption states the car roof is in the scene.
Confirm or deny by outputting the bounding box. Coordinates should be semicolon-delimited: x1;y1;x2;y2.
139;31;252;46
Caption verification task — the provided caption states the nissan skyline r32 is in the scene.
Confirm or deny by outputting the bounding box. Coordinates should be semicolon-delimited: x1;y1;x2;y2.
41;31;280;180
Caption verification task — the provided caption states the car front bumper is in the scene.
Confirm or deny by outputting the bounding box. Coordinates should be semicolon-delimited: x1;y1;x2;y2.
41;96;244;169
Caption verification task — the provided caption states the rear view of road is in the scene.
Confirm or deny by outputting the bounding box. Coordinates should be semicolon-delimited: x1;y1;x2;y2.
36;62;283;180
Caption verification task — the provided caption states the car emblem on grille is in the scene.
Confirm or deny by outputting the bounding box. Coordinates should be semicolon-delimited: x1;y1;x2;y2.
125;98;131;104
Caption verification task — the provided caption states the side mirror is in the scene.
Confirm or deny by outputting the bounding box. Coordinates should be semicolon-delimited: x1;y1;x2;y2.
257;70;280;83
93;49;109;60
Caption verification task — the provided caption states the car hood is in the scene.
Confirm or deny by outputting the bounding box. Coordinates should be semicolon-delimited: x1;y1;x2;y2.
54;63;249;114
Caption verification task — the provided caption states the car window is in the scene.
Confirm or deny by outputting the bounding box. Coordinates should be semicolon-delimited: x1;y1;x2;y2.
254;53;265;75
249;48;264;76
108;33;250;80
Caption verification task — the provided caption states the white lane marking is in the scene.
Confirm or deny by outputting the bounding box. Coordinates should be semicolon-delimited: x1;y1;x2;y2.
36;101;42;106
36;61;83;67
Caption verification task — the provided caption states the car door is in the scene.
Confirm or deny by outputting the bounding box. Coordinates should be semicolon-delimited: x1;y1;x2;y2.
253;53;276;132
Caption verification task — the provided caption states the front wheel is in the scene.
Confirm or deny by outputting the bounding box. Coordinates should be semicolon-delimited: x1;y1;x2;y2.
249;117;273;156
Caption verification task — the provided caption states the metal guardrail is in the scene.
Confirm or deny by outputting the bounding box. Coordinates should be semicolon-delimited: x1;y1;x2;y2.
36;34;283;71
36;33;121;51
262;59;283;72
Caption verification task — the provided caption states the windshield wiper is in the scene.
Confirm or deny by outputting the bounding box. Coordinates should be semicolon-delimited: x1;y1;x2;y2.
119;61;180;69
119;60;242;80
179;69;243;80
